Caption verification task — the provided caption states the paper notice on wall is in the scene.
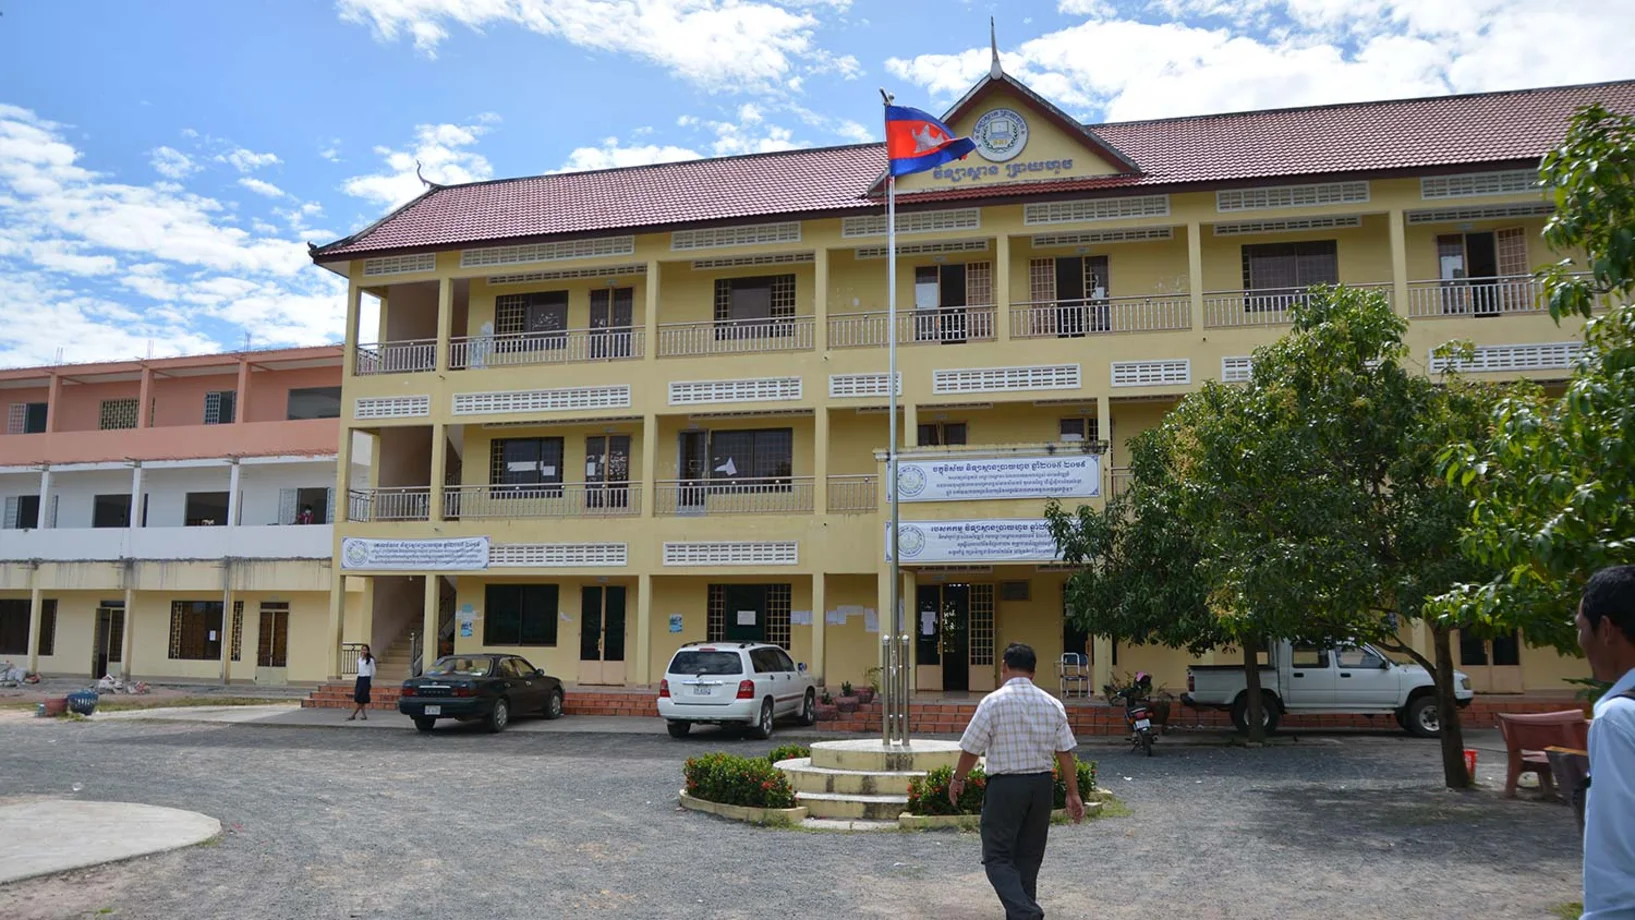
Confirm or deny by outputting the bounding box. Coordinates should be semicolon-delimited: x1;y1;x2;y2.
921;611;937;636
507;461;536;472
560;611;572;622
790;610;812;626
864;609;879;633
826;609;846;626
736;610;757;626
669;614;683;633
838;605;864;620
208;630;218;641
587;463;599;477
540;466;556;477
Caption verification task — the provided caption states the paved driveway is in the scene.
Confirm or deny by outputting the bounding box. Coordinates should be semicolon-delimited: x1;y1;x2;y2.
0;715;1583;920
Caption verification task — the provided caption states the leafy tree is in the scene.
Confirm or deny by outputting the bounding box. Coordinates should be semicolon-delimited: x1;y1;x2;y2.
1437;104;1635;672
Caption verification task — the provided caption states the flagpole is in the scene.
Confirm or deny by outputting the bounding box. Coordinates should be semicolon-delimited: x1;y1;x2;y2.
885;168;903;746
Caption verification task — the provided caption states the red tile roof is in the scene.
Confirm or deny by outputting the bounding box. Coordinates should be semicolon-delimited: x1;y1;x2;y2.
313;80;1635;261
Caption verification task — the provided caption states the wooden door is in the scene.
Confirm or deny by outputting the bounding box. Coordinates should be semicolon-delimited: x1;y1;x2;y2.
1459;629;1524;693
579;586;628;685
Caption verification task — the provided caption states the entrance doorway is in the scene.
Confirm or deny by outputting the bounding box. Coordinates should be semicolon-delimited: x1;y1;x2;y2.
706;584;791;647
585;436;632;510
579;586;627;685
1458;629;1524;693
916;583;996;692
92;603;125;679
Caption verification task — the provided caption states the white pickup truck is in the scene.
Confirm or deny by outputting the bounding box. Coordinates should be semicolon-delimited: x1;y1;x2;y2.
1181;641;1475;737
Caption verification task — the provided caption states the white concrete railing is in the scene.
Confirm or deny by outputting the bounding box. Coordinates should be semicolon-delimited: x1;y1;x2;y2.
349;487;431;523
442;484;641;519
826;474;878;514
355;340;436;375
826;306;998;348
654;478;815;515
656;316;815;357
1009;297;1190;338
0;524;333;562
1203;283;1393;328
448;328;643;369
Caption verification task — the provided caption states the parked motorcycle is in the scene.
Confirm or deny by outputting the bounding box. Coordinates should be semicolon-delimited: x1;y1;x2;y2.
1115;673;1156;756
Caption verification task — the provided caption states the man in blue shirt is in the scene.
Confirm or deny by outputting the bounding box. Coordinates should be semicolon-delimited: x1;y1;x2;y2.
1578;564;1635;919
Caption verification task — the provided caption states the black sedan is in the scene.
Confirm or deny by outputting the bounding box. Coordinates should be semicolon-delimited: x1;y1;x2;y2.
398;654;565;733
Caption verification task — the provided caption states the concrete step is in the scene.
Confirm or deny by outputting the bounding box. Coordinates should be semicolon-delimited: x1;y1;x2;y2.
809;738;964;773
777;758;921;796
795;791;908;822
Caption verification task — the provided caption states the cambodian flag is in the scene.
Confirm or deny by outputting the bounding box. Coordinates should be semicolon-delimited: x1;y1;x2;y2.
884;104;976;177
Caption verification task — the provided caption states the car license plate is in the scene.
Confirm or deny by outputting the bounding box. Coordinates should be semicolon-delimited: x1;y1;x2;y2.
691;686;712;696
424;706;442;716
1134;718;1150;731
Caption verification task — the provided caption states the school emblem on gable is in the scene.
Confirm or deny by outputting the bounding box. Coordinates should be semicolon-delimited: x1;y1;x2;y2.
971;108;1029;163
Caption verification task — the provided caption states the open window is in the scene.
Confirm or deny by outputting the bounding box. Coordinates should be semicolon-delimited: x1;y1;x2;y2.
917;422;967;447
185;491;229;526
1027;256;1108;336
1436;228;1528;316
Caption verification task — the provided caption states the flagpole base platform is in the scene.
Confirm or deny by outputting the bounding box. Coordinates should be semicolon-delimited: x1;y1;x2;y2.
779;739;969;822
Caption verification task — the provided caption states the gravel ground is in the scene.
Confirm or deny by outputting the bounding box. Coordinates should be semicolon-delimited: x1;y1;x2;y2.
0;715;1583;920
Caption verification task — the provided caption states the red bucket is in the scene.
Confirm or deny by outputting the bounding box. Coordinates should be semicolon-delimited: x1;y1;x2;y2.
1463;749;1478;774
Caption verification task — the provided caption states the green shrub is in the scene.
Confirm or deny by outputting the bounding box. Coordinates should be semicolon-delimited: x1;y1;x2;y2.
683;752;797;809
905;757;1098;816
767;743;811;764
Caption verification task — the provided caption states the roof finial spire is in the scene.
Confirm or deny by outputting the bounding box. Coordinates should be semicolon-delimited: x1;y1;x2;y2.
989;17;1002;80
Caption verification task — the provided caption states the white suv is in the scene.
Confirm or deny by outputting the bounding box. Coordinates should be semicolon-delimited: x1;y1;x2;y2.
658;641;817;739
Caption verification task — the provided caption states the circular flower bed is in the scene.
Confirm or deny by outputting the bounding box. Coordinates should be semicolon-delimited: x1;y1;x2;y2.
683;752;798;810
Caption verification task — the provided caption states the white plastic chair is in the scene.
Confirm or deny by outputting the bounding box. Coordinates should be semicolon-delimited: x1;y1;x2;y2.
1058;652;1090;699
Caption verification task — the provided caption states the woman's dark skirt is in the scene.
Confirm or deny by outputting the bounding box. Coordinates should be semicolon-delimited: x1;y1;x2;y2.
353;675;372;704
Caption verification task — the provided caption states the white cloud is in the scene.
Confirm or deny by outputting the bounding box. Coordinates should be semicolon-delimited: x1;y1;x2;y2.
889;0;1635;121
833;119;873;144
220;147;281;172
554;138;703;173
149;145;199;179
335;0;853;94
238;177;288;198
342;120;496;209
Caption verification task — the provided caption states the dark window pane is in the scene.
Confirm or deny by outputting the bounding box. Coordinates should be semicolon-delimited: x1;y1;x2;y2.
668;651;743;675
1491;630;1521;667
1458;631;1489;666
287;387;341;420
519;585;559;646
93;494;131;529
0;599;26;655
23;403;47;434
941;423;968;446
185;492;230;527
484;585;522;646
14;495;39;529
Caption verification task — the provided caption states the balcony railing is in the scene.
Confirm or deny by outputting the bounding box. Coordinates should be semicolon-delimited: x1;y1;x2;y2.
448;328;643;369
1407;275;1548;318
349;487;431;522
1203;283;1393;328
1109;467;1134;499
654;477;815;515
355;339;436;375
442;483;641;520
657;316;815;357
826;306;998;348
826;474;878;514
1010;297;1190;338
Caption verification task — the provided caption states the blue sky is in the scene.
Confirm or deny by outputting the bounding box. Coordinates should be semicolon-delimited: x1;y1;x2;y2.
2;0;1632;367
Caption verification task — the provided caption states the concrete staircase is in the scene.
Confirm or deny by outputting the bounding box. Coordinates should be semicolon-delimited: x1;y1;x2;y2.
374;633;416;683
779;739;965;826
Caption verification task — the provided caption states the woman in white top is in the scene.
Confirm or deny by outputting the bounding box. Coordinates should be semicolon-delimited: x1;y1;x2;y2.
349;645;376;721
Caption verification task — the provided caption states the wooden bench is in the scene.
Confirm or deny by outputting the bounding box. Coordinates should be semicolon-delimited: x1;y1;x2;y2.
1496;710;1590;799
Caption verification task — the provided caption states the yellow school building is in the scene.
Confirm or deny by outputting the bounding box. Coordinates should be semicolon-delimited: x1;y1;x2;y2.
308;67;1632;700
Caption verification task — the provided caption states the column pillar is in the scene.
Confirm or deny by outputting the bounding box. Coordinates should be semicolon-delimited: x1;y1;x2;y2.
128;462;143;528
45;373;61;433
994;234;1011;343
810;573;826;685
219;585;235;683
428;424;447;523
634;572;653;687
343;283;363;379
812;247;829;353
26;581;44;673
422;573;441;671
1388;208;1410;318
334;427;355;523
639;414;658;517
903;403;919;448
226;459;242;526
37;467;51;529
1096;394;1112;481
644;260;660;361
899;569;916;689
137;366;153;428
120;587;136;679
326;577;346;679
1091;635;1113;696
1187;221;1206;332
813;408;829;516
434;277;453;374
234;358;250;424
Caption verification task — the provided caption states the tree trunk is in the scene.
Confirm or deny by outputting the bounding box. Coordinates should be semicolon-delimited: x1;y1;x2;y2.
1433;624;1471;789
1243;638;1266;743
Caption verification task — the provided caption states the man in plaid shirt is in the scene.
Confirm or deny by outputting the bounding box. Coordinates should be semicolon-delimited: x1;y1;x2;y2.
950;642;1085;920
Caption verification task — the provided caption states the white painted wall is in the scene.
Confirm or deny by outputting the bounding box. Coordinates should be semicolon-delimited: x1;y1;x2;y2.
0;524;333;561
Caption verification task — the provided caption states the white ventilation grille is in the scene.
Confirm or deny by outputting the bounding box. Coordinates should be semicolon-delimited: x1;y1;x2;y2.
461;236;636;268
1023;196;1171;226
489;543;628;567
354;395;431;419
1221;357;1254;383
488;264;646;285
853;239;989;259
452;385;632;416
1031;227;1173;247
932;364;1081;395
1216;181;1370;212
842;208;982;238
1214;216;1362;236
828;373;902;398
362;253;437;277
1112;360;1192;387
663;541;799;566
1421;170;1540;200
1429;341;1583;373
669;377;802;405
691;252;813;270
1407;204;1555;224
671;222;802;251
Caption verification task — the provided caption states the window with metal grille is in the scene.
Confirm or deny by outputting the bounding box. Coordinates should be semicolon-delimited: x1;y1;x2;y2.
287;387;341;420
1059;417;1099;443
7;402;47;434
969;584;995;666
704;584;791;649
917;422;967;446
4;495;40;529
495;290;570;353
168;601;224;660
204;390;236;424
765;584;791;650
484;584;559;646
708;428;793;489
1026;256;1110;336
99;398;139;430
1241;240;1338;310
707;585;726;642
713;274;796;338
490;438;565;495
229;601;244;662
258;602;289;667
